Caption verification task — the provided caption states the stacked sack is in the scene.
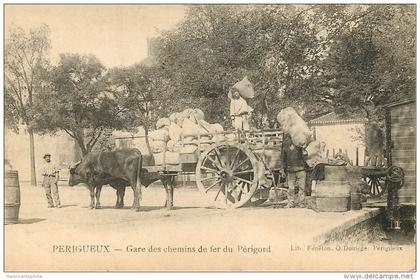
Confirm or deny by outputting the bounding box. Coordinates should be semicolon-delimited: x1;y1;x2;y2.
149;117;172;165
150;118;170;153
277;107;312;147
150;108;227;165
168;108;226;152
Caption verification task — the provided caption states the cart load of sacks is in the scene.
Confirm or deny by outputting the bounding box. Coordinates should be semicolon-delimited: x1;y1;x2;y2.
149;106;328;167
149;108;233;165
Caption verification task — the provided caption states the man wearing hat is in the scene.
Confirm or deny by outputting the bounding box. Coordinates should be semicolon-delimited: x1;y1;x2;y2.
41;153;61;208
229;77;254;131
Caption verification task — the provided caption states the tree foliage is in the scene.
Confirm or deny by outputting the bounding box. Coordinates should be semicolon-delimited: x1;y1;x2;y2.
154;4;415;123
32;54;129;155
5;24;51;131
318;5;415;121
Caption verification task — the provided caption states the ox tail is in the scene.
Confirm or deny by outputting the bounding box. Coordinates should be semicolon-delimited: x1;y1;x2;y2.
136;153;142;201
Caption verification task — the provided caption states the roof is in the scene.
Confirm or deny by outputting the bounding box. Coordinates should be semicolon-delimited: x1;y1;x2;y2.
383;99;415;109
309;112;368;126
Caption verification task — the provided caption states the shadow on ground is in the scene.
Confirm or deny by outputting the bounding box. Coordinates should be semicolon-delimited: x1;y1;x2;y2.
16;218;46;224
79;205;213;211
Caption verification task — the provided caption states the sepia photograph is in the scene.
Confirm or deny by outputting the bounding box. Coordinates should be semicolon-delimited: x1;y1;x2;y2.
3;2;416;274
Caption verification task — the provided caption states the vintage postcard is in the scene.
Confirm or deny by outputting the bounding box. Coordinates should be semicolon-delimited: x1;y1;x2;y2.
3;3;416;274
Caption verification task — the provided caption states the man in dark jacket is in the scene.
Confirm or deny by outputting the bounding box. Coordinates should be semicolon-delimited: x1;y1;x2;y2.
280;134;308;208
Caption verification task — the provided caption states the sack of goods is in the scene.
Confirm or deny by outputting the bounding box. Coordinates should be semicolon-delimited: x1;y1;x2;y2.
264;149;282;169
182;118;208;137
151;140;167;153
305;140;327;168
169;113;179;124
167;140;183;153
277;107;312;147
225;133;237;141
180;108;195;121
193;108;205;121
168;123;182;141
210;123;224;133
156;117;171;130
149;129;169;142
150;129;170;153
180;144;198;154
231;76;255;99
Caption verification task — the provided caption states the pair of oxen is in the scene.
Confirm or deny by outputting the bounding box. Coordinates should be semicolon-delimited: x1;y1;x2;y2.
69;148;174;211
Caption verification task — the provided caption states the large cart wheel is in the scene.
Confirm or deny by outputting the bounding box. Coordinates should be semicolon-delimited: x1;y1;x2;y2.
196;144;259;208
363;175;387;198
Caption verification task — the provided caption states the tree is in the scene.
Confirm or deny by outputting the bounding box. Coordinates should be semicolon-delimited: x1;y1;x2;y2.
5;24;51;186
155;5;330;124
32;54;129;156
319;5;415;122
108;64;171;154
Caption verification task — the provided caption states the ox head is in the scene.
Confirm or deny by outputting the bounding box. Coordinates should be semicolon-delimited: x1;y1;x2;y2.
68;161;86;186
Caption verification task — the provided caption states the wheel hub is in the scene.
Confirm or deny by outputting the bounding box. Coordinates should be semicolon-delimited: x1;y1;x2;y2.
220;169;233;184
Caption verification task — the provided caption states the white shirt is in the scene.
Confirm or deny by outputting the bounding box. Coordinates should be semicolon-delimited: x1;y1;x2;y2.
230;96;252;116
41;161;58;176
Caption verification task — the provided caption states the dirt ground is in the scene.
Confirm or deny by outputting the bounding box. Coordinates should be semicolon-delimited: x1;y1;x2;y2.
4;182;416;271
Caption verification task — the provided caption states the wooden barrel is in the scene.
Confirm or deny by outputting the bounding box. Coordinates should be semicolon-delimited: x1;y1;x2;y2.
315;166;351;212
350;192;362;210
5;170;21;224
346;166;363;192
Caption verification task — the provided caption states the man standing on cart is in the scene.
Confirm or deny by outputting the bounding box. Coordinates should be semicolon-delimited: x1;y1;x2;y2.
228;76;254;131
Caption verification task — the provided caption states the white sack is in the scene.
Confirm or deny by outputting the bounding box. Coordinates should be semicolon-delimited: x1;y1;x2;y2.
156;117;171;129
151;140;167;153
277;107;311;147
210;123;224;133
182;118;208;136
167;140;183;153
168;123;182;141
149;129;169;142
169;113;179;124
180;145;198;154
193;108;205;120
305;140;327;168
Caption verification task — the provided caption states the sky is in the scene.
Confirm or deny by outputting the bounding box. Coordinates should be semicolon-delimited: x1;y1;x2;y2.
5;4;187;67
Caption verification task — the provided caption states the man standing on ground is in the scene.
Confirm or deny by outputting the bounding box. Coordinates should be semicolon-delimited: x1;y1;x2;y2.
280;134;308;208
41;153;61;208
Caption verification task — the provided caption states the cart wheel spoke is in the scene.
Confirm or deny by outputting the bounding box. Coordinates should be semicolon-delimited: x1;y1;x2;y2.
204;154;222;170
234;180;245;194
204;180;222;193
229;148;241;169
233;169;254;176
233;176;252;185
228;183;239;203
233;158;251;172
213;147;225;168
201;176;220;182
214;183;224;201
200;166;220;174
196;144;259;209
375;179;381;194
370;179;375;195
224;182;228;204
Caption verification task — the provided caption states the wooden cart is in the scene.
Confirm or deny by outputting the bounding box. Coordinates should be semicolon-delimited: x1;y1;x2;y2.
144;129;284;209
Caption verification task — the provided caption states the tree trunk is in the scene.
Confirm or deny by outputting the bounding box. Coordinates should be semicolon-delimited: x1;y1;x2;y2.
28;128;37;187
144;125;152;156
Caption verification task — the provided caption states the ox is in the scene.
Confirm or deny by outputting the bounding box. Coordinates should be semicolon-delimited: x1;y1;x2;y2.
69;148;172;211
